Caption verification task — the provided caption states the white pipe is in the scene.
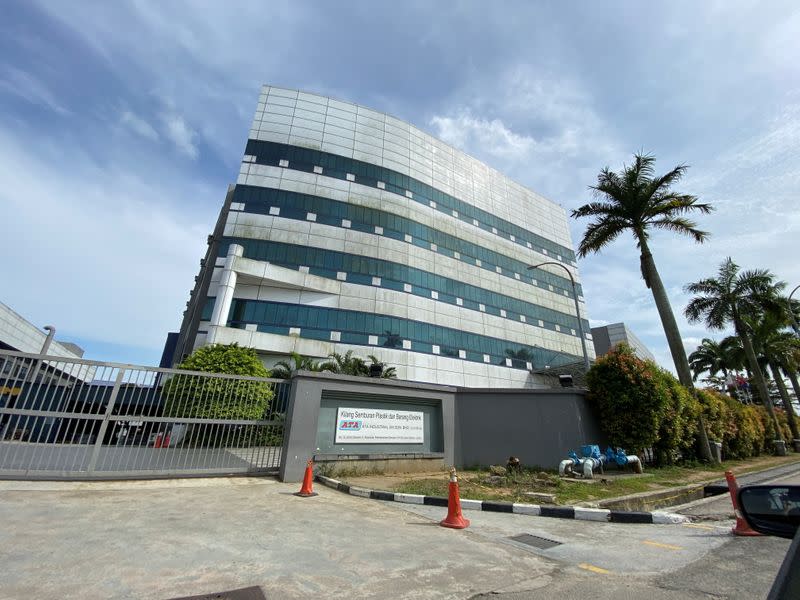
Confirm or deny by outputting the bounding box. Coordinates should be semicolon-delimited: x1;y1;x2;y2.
625;455;643;474
582;457;605;479
559;459;575;477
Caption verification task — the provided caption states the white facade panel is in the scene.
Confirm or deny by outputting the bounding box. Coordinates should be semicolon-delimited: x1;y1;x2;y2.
188;85;593;388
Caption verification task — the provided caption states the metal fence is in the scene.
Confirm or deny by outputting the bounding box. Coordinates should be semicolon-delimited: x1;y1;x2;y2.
0;349;290;479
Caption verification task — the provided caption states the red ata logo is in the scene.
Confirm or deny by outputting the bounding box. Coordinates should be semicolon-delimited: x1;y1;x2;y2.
338;420;361;431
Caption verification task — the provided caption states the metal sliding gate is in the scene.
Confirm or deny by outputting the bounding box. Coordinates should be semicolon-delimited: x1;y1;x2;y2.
0;349;290;479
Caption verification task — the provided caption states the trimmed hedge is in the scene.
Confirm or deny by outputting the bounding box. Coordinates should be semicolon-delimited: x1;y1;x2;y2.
586;344;665;457
588;344;786;464
696;389;792;458
163;343;273;420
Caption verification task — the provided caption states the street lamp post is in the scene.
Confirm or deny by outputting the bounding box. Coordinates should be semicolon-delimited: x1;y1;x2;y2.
527;262;591;372
28;325;56;385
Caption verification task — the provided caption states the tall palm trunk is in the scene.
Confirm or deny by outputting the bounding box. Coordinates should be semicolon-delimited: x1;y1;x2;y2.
769;362;799;440
734;316;783;439
639;237;713;462
780;361;800;442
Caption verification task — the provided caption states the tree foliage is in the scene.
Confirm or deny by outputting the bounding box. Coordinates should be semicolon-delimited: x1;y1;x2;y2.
319;350;397;378
572;153;715;462
163;343;273;420
685;258;787;440
586;345;668;457
652;369;700;464
270;352;323;379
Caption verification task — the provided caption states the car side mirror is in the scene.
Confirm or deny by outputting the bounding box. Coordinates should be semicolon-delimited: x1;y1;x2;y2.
738;485;800;539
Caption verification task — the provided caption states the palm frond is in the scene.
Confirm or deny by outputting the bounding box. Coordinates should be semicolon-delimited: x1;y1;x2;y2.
570;201;626;219
643;163;689;198
575;218;628;257
649;217;710;242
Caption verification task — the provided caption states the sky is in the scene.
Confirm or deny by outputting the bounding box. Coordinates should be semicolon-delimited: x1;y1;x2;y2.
1;1;799;371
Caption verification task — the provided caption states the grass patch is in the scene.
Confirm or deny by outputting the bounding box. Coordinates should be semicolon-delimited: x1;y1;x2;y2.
385;454;800;506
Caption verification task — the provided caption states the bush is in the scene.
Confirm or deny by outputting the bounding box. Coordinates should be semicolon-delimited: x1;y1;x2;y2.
587;345;705;466
765;409;793;448
653;369;700;465
733;404;766;458
162;344;273;445
586;345;666;457
696;389;761;459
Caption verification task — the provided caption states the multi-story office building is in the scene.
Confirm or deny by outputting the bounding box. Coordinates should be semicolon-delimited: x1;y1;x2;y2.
172;85;593;387
591;322;655;363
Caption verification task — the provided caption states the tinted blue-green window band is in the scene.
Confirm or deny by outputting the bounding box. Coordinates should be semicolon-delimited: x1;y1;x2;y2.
244;140;576;263
219;237;589;334
233;185;582;298
201;297;215;321
226;298;581;370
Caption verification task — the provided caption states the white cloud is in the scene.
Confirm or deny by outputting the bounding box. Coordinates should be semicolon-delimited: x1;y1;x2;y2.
120;110;159;141
430;112;534;160
0;66;70;115
0;125;215;352
428;65;624;205
162;114;199;158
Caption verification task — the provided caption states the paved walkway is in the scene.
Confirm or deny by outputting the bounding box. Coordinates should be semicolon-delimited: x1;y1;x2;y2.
0;441;281;475
1;473;795;599
0;478;556;599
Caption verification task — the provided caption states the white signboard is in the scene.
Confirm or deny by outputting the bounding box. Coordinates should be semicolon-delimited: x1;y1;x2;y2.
335;407;424;444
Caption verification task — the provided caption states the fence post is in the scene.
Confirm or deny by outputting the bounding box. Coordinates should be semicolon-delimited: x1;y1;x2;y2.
87;368;125;473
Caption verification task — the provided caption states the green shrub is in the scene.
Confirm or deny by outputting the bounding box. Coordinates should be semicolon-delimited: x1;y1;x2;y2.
766;409;793;447
162;344;273;445
696;389;731;445
586;344;666;456
652;368;700;465
696;388;764;459
732;404;766;458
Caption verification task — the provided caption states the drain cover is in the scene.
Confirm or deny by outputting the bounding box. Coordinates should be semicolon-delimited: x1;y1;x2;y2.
509;533;563;550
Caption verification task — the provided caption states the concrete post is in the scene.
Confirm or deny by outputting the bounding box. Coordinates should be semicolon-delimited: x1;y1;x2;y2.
207;244;243;344
279;377;324;483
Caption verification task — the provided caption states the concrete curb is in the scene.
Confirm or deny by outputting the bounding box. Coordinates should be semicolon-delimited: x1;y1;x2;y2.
316;475;690;525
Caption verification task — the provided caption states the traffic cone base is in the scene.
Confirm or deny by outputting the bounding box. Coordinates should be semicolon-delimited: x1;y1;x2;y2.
440;514;470;529
440;469;470;529
725;470;761;537
731;513;761;536
294;460;317;498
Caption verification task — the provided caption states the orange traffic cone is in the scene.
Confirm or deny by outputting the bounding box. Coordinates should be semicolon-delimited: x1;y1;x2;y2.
440;467;470;529
725;470;761;536
294;459;318;497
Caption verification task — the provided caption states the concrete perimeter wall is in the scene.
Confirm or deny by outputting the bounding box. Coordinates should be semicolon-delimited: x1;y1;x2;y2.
279;372;603;482
453;388;605;471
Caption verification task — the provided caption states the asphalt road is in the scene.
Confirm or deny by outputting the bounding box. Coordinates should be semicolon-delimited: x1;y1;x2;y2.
678;461;800;521
0;461;798;600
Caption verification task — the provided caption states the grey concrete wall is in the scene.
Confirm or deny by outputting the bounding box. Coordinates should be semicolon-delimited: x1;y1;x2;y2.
454;388;605;471
278;372;605;481
279;372;455;482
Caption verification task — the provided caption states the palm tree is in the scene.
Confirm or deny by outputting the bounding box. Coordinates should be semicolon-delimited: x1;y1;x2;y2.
367;355;397;379
689;338;733;383
320;350;369;376
750;313;800;440
775;334;800;435
270;352;322;379
571;153;715;461
684;258;786;442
